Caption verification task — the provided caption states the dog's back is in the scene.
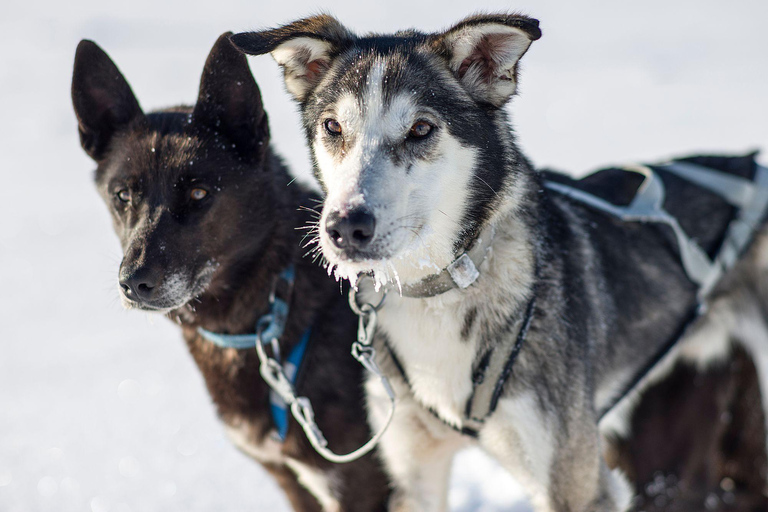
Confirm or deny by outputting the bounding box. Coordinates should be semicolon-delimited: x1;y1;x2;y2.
544;155;768;509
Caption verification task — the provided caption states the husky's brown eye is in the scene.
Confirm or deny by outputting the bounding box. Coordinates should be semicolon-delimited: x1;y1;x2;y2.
409;121;433;139
324;118;342;136
190;188;208;201
116;189;131;202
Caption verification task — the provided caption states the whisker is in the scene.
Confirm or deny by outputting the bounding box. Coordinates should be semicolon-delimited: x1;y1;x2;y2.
473;175;499;198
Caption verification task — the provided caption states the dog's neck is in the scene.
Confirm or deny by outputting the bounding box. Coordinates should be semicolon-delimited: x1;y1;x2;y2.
383;158;541;303
170;173;314;339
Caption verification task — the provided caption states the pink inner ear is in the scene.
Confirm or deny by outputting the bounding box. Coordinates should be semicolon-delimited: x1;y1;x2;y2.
457;34;518;84
305;59;330;82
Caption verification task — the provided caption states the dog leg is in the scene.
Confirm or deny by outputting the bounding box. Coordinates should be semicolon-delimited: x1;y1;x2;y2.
263;463;324;512
365;375;464;512
482;391;632;512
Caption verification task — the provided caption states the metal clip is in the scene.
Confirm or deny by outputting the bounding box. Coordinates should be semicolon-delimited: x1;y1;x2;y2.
291;398;329;448
256;346;294;405
355;306;377;345
252;273;396;465
257;297;289;348
275;275;396;464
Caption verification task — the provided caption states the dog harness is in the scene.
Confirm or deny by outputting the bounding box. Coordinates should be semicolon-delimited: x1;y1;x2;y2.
352;251;538;438
546;160;768;418
356;158;768;438
199;266;397;463
197;266;309;441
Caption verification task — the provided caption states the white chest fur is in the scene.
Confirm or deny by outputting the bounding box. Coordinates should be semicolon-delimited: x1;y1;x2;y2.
377;291;478;427
370;214;535;429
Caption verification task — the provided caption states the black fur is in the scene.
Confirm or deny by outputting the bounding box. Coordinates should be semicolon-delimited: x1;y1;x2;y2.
72;34;390;511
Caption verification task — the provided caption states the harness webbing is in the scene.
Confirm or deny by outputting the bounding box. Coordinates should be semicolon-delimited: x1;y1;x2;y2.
547;161;768;419
384;290;537;437
463;290;538;432
197;266;310;442
377;159;767;438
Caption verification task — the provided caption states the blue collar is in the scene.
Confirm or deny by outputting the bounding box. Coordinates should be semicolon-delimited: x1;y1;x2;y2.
195;265;311;441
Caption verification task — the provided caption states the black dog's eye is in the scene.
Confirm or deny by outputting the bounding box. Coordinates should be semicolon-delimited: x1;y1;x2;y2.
409;121;433;139
190;188;208;201
116;189;131;203
324;118;342;136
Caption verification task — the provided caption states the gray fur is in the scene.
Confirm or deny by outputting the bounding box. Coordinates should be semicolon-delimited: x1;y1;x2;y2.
233;14;768;511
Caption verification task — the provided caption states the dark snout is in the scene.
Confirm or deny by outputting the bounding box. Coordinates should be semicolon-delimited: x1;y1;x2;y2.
119;265;162;303
325;207;376;251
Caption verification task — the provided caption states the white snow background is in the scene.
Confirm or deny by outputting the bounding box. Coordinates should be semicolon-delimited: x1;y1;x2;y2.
1;1;767;511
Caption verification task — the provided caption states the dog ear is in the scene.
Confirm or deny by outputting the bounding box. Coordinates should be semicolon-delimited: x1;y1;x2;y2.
432;14;541;107
230;14;353;102
193;32;269;164
71;40;144;161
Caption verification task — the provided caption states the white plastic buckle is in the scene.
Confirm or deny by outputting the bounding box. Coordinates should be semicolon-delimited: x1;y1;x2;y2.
447;253;480;289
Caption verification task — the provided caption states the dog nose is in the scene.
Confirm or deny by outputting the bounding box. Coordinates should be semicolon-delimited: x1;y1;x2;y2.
325;208;376;250
119;267;161;302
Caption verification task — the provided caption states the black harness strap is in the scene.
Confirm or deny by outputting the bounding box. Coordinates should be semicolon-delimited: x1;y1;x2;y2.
384;288;537;438
463;349;494;420
597;306;702;420
566;161;768;420
381;160;766;437
488;295;537;414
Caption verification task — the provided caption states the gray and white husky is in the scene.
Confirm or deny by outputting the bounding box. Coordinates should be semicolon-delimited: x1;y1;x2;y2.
232;14;768;511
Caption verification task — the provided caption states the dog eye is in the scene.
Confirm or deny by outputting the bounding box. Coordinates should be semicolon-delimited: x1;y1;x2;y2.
324;118;342;136
190;188;208;201
116;189;131;203
409;121;433;139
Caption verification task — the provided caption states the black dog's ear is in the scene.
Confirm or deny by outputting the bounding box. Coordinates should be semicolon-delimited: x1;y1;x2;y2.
72;40;144;161
193;32;269;164
230;14;353;102
431;14;541;108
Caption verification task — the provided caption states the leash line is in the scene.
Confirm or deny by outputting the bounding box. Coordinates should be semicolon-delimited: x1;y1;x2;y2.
199;266;396;463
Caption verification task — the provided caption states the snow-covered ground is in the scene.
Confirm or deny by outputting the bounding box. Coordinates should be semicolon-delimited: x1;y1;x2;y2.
1;1;766;511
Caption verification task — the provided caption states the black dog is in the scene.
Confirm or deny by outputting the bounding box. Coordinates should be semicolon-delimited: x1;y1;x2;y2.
72;33;389;511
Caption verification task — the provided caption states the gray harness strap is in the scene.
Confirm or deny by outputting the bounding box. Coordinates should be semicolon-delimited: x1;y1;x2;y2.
545;163;768;299
390;160;767;436
546;161;768;419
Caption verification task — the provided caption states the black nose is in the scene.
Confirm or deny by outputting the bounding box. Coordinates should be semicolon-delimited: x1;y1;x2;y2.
325;208;376;250
119;267;162;302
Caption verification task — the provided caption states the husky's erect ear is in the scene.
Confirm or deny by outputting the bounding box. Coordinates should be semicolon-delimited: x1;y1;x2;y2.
71;40;144;161
432;14;541;107
193;32;269;164
230;15;353;103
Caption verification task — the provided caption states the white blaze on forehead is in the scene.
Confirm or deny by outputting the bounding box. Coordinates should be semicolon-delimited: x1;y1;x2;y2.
362;59;386;121
314;55;480;287
315;59;415;206
359;61;421;145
